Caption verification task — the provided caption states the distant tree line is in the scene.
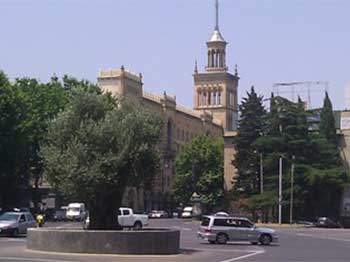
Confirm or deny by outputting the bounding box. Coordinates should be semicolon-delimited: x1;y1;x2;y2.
233;87;348;222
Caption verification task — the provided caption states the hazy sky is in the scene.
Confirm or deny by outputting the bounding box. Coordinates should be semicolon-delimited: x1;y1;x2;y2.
1;0;349;109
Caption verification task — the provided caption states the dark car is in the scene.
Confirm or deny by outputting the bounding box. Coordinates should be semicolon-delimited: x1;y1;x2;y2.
315;217;342;228
53;209;67;222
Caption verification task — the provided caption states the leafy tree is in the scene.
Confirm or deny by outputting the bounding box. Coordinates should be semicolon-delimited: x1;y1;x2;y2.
41;90;163;229
0;72;29;207
13;77;67;209
319;92;337;145
236;93;347;222
233;86;266;195
173;135;224;211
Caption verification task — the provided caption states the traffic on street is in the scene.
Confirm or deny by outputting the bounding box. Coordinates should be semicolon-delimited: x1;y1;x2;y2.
1;217;350;261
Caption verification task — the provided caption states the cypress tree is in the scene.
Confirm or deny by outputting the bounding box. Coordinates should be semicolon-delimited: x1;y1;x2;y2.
233;86;266;194
319;92;337;145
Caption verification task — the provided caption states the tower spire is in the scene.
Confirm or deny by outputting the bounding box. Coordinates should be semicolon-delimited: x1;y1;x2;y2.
215;0;219;31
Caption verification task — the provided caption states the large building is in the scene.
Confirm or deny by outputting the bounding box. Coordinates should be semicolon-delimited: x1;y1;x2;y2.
97;0;238;212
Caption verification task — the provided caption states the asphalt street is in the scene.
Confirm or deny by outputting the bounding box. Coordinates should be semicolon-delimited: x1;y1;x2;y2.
1;219;350;261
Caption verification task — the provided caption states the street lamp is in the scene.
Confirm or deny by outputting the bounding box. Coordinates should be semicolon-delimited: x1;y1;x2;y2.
290;155;295;224
278;156;282;225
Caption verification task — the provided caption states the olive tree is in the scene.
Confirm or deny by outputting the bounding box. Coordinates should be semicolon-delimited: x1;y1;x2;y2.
41;90;163;229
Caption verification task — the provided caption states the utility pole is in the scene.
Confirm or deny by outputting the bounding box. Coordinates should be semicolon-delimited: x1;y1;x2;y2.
278;157;283;225
260;153;263;194
290;155;295;224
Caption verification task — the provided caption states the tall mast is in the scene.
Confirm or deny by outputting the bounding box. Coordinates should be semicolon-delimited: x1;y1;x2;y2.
215;0;219;30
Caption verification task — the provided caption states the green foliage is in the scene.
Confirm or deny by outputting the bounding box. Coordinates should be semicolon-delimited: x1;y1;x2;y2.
41;90;163;229
233;86;266;195
173;135;223;211
234;92;348;221
320;92;337;145
0;71;68;207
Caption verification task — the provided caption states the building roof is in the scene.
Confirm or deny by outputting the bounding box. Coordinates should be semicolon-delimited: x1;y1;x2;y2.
208;29;226;42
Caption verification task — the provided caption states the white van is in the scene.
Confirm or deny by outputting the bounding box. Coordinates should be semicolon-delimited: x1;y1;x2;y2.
182;206;193;218
66;203;86;221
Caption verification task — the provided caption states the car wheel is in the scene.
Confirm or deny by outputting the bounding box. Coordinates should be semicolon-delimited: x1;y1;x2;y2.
216;233;228;244
134;221;142;230
260;234;272;245
208;240;216;244
12;228;19;237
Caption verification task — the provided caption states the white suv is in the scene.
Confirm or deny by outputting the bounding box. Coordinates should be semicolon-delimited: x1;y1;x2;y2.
198;215;278;245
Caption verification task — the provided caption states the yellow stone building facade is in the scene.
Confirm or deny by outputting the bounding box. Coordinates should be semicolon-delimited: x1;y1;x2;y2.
97;0;238;212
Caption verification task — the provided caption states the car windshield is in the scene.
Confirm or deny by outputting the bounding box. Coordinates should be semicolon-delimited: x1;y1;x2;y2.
0;213;20;221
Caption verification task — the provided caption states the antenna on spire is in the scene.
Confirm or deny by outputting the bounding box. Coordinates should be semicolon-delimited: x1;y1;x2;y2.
215;0;219;30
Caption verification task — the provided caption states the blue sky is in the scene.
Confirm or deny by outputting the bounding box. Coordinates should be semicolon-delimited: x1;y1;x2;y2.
1;0;349;109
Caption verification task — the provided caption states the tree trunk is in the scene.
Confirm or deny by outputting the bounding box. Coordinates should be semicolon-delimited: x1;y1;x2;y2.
88;190;124;230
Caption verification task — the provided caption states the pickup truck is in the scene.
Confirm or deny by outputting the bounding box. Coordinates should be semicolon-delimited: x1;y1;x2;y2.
84;207;148;229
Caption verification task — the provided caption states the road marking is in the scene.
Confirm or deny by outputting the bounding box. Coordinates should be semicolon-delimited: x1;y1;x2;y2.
297;233;350;242
219;250;265;262
0;257;74;262
0;238;26;242
172;226;191;231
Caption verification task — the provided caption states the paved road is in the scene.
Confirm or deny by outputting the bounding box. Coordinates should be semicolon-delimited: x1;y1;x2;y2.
1;219;350;261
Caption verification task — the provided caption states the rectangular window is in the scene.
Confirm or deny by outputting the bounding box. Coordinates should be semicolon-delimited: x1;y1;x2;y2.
229;93;234;106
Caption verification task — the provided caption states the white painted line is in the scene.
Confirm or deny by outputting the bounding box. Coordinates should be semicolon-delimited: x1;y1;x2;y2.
0;238;26;242
0;257;74;262
172;226;191;231
188;247;263;253
297;233;350;242
219;250;265;262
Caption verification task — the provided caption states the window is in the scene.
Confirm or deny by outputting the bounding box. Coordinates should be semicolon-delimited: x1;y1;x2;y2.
201;217;210;226
237;219;254;228
229;92;234;106
213;218;227;226
19;215;26;223
123;209;130;215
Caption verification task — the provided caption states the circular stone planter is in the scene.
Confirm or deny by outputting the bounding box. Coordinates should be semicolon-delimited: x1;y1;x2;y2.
27;228;180;255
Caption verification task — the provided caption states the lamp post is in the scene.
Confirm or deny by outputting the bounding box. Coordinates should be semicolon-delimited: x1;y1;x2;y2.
290;155;295;224
278;156;283;225
260;153;264;194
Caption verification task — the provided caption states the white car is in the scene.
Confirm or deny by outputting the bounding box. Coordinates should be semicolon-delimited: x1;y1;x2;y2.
182;207;193;218
0;212;36;236
84;207;148;229
66;203;86;221
198;215;278;245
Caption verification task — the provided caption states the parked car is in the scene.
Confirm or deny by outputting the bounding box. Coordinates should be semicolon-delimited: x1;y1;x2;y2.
198;215;278;245
84;207;149;229
66;203;86;221
53;209;67;221
182;207;193;218
315;217;342;228
0;212;36;236
148;210;169;218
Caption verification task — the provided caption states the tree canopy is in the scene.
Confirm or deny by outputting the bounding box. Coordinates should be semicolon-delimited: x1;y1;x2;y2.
173;135;224;211
41;90;163;229
234;93;348;222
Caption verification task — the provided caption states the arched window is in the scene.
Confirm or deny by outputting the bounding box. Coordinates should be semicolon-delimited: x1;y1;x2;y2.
218;91;221;105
